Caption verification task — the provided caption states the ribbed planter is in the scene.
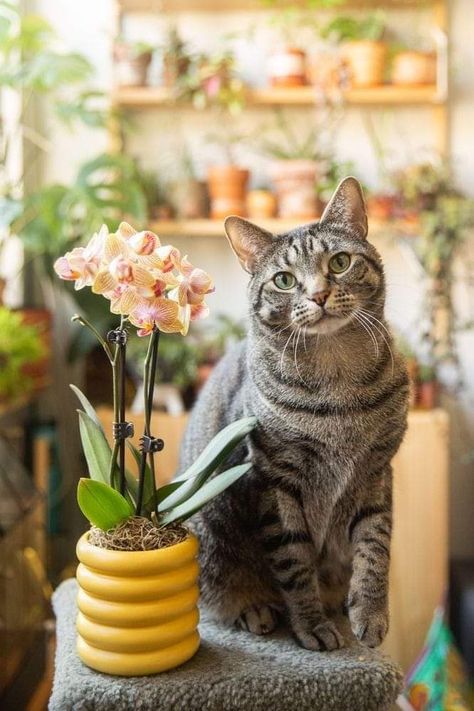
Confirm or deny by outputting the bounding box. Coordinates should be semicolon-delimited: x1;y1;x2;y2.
76;532;200;676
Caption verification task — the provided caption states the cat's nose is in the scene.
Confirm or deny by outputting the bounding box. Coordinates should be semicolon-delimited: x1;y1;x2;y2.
311;289;331;307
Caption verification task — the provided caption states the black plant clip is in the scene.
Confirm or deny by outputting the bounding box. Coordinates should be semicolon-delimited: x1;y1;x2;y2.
140;435;164;454
107;328;128;345
113;421;135;441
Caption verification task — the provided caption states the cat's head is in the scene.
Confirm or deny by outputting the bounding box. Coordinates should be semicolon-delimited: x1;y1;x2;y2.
225;177;384;337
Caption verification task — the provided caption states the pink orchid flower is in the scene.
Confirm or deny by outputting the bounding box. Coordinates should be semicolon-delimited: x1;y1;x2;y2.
53;225;108;289
128;297;185;337
168;256;215;308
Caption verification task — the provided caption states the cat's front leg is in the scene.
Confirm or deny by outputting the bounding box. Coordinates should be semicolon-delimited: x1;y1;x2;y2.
261;483;345;651
347;467;393;648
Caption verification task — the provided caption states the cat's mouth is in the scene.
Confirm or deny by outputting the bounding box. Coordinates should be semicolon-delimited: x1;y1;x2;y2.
302;311;351;335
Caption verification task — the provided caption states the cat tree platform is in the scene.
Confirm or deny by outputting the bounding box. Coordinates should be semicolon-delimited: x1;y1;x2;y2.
49;579;403;711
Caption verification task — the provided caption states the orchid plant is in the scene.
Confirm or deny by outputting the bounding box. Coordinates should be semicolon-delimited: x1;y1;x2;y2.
54;223;255;535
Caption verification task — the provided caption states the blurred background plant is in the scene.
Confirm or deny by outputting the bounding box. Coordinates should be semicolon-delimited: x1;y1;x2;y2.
0;306;44;404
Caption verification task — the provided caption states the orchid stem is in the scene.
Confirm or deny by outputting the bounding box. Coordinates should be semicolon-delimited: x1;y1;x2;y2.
136;327;160;516
72;314;113;362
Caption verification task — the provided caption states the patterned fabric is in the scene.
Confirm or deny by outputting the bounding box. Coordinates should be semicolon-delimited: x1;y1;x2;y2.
403;607;472;711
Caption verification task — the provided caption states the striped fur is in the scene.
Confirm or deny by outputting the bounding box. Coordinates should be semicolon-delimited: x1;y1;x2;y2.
179;178;409;651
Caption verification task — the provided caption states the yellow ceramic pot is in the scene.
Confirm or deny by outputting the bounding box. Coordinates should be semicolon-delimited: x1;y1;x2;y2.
76;532;200;676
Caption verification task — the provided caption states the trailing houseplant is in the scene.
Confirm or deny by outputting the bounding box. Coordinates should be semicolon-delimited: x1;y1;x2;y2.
54;222;256;675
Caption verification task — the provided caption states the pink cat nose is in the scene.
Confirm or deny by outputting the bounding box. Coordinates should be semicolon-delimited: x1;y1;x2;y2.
311;289;331;307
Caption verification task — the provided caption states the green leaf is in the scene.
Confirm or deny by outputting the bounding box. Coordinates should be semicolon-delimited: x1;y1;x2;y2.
77;478;133;531
78;410;111;485
159;463;251;525
157;481;184;504
70;384;103;431
160;416;256;511
77;410;135;507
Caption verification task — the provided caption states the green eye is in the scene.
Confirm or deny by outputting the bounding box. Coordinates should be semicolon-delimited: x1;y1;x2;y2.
274;272;296;290
329;252;351;274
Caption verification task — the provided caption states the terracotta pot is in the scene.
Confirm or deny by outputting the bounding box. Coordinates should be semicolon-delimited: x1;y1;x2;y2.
246;190;277;219
17;308;52;391
417;381;438;410
207;166;249;219
267;47;306;87
114;45;152;87
76;532;200;676
269;160;319;219
392;51;436;86
367;194;397;221
163;55;191;89
342;41;387;87
172;180;209;219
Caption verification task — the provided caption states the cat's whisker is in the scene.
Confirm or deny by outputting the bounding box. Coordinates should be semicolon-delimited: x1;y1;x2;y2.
356;310;395;376
352;312;379;359
293;328;312;389
358;309;393;338
280;325;297;378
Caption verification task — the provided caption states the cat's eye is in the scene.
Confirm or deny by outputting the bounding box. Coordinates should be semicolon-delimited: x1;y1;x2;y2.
273;272;296;290
329;252;351;274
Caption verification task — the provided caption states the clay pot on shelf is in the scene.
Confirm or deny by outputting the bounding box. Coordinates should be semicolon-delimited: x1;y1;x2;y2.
342;41;387;87
392;51;436;86
367;193;397;222
76;532;200;676
405;357;419;409
207;166;250;219
417;380;438;410
172;180;209;219
113;43;153;88
269;160;319;220
267;47;307;87
246;190;277;219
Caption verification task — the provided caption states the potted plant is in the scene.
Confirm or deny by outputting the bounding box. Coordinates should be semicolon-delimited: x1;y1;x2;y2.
113;39;154;88
246;186;277;219
321;12;387;88
266;8;308;87
169;145;209;220
161;26;192;89
177;50;246;115
54;222;255;676
258;112;325;219
392;49;436;87
417;365;437;410
0;307;45;406
206;129;250;219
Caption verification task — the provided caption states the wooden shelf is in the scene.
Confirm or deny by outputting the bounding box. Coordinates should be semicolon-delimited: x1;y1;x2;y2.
150;217;419;238
112;84;443;109
119;0;429;12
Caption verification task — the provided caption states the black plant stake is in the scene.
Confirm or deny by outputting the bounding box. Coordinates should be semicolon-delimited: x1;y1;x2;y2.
108;326;134;496
136;327;163;516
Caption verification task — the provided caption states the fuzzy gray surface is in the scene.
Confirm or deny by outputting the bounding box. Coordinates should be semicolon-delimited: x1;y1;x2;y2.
49;579;403;711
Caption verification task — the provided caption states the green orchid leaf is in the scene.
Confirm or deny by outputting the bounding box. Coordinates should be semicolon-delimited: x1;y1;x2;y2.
160;416;256;511
70;383;103;431
77;410;135;507
77;478;133;531
159;463;251;526
78;410;111;486
157;481;183;504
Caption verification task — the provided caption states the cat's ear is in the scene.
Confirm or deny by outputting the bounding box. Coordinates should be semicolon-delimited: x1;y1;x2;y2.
224;216;274;273
319;176;368;240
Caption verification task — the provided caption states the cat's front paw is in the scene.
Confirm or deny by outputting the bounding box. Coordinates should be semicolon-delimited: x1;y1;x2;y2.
349;605;389;648
293;618;345;651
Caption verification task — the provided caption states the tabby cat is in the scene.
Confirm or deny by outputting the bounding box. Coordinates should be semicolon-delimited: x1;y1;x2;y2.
179;177;409;651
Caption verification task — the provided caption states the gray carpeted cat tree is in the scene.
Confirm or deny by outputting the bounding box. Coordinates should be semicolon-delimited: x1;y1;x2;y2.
49;579;403;711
